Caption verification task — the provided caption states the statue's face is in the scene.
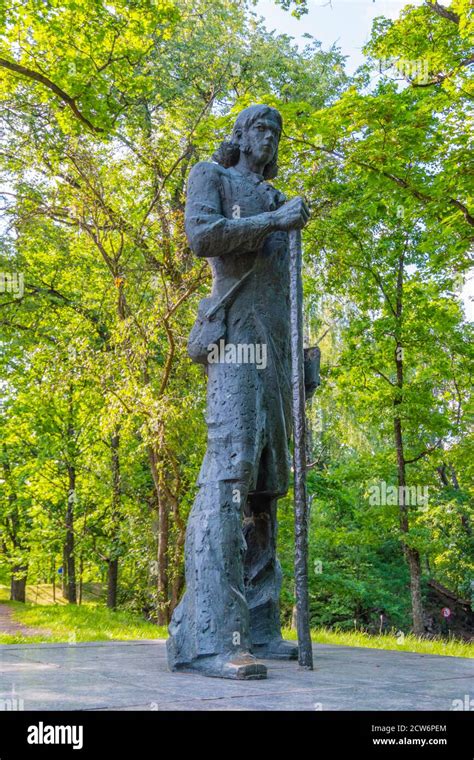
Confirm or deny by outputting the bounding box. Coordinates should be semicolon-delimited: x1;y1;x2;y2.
239;116;280;168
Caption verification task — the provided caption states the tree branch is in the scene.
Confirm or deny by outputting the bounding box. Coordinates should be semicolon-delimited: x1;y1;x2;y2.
372;367;395;386
0;57;104;134
405;438;443;464
425;1;460;24
287;134;474;228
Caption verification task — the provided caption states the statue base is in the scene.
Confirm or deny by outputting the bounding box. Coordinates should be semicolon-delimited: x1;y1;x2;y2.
172;652;267;680
252;638;299;660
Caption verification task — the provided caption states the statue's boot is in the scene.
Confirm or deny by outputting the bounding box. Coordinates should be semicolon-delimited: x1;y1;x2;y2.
174;651;267;680
244;493;298;661
168;480;262;678
252;638;298;660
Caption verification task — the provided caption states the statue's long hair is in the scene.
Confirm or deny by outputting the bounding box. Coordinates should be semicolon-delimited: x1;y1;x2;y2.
212;104;282;180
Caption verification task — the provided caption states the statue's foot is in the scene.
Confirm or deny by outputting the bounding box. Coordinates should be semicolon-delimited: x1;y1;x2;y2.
173;652;267;680
252;638;299;660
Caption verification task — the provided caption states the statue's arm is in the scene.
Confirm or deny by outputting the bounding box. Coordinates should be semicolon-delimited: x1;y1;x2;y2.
184;162;276;258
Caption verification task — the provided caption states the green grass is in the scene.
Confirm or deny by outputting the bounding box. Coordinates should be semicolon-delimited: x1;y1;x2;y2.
0;601;168;645
1;586;471;657
282;627;474;659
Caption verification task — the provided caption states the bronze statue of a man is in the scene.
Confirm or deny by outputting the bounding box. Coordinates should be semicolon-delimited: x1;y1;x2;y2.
167;104;310;680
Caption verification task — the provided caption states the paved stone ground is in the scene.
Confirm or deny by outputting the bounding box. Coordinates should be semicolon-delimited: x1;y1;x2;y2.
0;640;472;711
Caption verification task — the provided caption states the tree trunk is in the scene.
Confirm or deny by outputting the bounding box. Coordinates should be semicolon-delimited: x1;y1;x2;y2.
52;558;56;603
78;554;83;605
10;567;27;602
169;511;185;616
107;559;119;609
147;445;169;625
106;430;121;610
2;444;29;603
394;252;424;636
156;491;169;625
169;571;184;615
394;415;424;634
65;463;77;604
406;547;424;633
62;544;68;598
166;483;185;617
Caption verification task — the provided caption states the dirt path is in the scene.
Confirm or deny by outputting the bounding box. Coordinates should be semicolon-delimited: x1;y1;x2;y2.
0;603;49;637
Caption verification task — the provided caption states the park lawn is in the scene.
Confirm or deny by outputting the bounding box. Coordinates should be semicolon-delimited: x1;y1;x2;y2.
0;601;168;645
0;593;471;657
282;627;474;659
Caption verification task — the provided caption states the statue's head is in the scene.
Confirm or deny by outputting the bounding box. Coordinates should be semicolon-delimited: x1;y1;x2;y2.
213;104;282;180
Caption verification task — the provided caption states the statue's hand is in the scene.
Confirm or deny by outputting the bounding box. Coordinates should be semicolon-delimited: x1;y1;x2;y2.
271;196;310;231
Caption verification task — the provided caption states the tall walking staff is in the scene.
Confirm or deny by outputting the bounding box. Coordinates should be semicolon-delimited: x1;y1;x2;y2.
289;228;313;670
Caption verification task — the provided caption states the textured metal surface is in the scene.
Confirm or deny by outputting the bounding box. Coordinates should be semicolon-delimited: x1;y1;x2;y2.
167;105;300;679
289;229;313;670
